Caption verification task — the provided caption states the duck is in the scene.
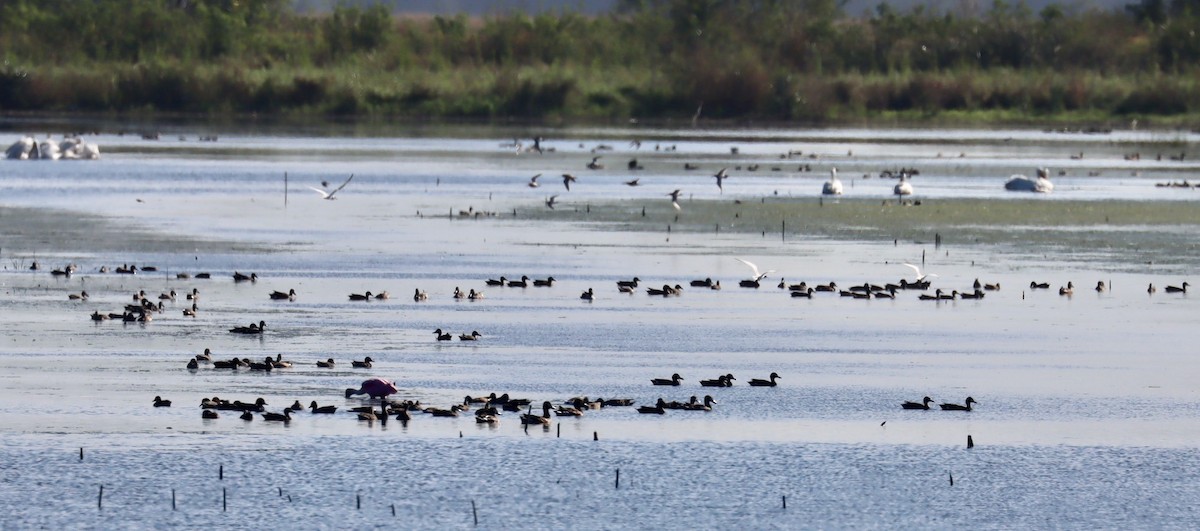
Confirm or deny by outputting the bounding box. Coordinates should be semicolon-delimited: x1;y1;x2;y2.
709;280;722;290
486;276;507;286
182;304;198;317
683;395;717;411
69;291;89;301
616;277;640;289
271;353;293;369
351;356;374;368
1030;281;1050;289
1148;283;1157;294
453;287;466;299
651;373;683;386
1095;281;1106;292
1059;282;1074;296
269;289;296;300
459;331;481;341
413;289;428;301
247;357;274;371
507;275;530;288
814;282;838;292
747;372;781;387
202;410;219;419
602;398;636;407
521;401;553;426
637;398;668;414
467;289;484;300
309;401;338;414
316;358;336;368
90;311;108;321
186;288;200;300
901;396;934;410
580;288;595;301
286;400;305;412
262;410;292;422
532;276;556;287
153;396;172;407
195;349;213;362
229;320;266;334
158;290;176;301
232;271;257;283
1165;282;1190;293
555;405;584;417
374;291;390;300
186;359;199;370
434;328;452;341
690;278;714;288
939;397;977;411
348;291;373;301
700;374;735;387
239;410;253;421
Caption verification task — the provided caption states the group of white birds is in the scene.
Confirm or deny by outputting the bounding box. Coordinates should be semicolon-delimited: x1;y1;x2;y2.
5;135;100;160
821;166;1051;198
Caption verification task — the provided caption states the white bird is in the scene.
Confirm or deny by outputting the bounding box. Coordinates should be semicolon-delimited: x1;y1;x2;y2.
668;189;682;210
822;167;843;195
736;258;775;282
901;263;938;282
528;173;542;188
546;195;558;209
309;174;354;200
1004;167;1054;193
6;136;35;159
894;174;914;197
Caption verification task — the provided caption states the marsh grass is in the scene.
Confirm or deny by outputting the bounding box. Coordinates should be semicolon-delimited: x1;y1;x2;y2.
523;197;1200;267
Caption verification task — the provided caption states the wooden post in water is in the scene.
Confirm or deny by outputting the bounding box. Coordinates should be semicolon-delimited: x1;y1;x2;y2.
284;172;288;208
172;489;176;510
782;495;787;509
472;500;479;526
80;448;83;461
594;431;598;441
781;220;785;241
219;465;223;480
357;493;361;510
967;435;974;449
97;485;103;510
615;469;620;489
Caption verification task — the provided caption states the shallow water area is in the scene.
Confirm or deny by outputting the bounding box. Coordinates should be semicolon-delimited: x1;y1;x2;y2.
1;120;1198;528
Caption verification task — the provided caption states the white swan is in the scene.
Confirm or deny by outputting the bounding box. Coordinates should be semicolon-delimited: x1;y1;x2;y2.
822;167;843;195
894;174;914;197
5;136;35;159
1005;167;1054;193
37;138;61;160
309;174;354;199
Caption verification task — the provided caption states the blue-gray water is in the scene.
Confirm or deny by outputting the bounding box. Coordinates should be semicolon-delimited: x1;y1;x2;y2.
0;122;1197;528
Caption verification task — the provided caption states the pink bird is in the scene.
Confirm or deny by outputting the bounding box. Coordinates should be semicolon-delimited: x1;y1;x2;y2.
345;378;399;399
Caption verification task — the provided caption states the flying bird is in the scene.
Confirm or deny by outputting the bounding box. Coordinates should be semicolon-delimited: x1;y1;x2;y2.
902;263;937;282
309;174;354;200
625;177;640;186
668;189;682;210
735;258;775;283
714;168;728;192
527;173;542;188
562;174;577;191
546;195;559;209
587;157;604;170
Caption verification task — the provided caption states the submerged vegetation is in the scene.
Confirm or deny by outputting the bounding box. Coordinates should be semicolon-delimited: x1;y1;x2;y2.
1;0;1199;123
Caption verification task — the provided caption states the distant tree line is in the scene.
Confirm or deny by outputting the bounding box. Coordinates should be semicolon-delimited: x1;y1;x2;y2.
0;0;1197;121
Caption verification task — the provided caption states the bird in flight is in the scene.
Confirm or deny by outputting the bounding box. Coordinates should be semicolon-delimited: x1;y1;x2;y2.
562;174;577;191
902;263;937;282
735;258;775;282
528;174;541;188
546;195;558;209
668;189;682;210
714;168;728;193
309;174;354;200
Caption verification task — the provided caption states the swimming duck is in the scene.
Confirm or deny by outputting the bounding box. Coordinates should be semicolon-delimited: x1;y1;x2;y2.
485;276;507;286
1030;281;1050;289
747;372;781;387
1059;282;1074;296
247;357;274;371
467;289;484;300
269;289;296;300
351;356;374;368
240;410;254;421
637;398;668;414
1165;282;1190;293
434;328;453;341
349;291;373;301
690;278;714;288
616;277;640;289
555;405;584;417
182;303;197;317
601;398;636;407
453;287;466;299
287;400;305;411
939;397;977;411
532;276;555;287
153;396;172;407
580;288;595;301
186;288;200;300
700;374;735;387
683;395;717;411
202;410;219;419
271;354;293;369
901;396;934;410
309;401;338;414
1095;281;1106;292
1148;283;1157;294
186;359;199;370
520;401;553;426
316;358;335;368
459;331;481;341
374;291;390;300
69;291;89;301
413;289;428;301
229;320;266;334
90;311;108;321
507;276;530;288
232;271;257;283
814;282;838;292
159;290;176;301
262;409;292;422
651;373;683;386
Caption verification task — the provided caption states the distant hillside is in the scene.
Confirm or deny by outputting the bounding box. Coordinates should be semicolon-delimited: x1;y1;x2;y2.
291;0;1132;16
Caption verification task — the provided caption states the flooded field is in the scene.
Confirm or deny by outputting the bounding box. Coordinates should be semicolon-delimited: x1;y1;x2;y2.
0;120;1197;528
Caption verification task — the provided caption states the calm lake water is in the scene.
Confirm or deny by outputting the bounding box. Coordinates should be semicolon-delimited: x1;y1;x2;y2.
1;120;1198;528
